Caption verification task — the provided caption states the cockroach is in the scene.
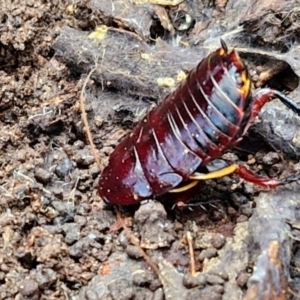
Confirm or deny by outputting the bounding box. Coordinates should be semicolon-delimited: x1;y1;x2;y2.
98;40;300;205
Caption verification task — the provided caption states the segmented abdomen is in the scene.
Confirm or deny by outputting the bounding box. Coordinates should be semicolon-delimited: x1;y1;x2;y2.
99;48;252;205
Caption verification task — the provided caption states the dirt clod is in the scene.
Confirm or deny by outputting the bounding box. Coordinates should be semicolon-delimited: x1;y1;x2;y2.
182;272;206;289
126;245;144;259
194;232;226;250
134;201;175;249
199;248;218;261
19;279;39;299
34;167;52;183
205;273;225;285
107;278;134;300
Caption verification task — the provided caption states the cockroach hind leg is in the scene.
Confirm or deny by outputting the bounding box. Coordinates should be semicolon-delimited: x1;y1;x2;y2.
251;88;300;122
237;166;300;189
236;165;281;188
189;163;289;189
169;180;199;193
189;164;238;180
169;181;204;209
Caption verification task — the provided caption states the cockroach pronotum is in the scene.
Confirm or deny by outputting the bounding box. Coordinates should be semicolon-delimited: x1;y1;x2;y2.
99;40;300;205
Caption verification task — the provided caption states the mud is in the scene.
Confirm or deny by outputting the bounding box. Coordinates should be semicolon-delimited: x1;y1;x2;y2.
1;0;300;299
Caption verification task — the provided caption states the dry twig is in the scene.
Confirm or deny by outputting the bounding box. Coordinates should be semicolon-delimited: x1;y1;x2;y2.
79;67;102;171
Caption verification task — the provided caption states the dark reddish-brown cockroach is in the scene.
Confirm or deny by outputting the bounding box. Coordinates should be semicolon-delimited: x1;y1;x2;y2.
99;40;300;205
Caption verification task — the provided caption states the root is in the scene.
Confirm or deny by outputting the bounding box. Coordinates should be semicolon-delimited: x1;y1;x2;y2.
116;209;161;276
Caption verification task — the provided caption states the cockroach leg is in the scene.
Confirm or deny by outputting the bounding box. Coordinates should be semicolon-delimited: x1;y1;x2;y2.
170;181;204;209
171;162;285;197
237;166;300;188
243;88;300;135
236;165;281;188
190;164;238;180
169;180;199;193
190;163;282;189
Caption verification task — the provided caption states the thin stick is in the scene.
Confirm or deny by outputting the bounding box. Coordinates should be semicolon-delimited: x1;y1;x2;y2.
187;231;196;276
116;209;162;276
80;58;165;284
79;67;102;171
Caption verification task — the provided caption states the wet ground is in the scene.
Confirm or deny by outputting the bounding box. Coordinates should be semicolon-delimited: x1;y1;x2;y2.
1;0;300;299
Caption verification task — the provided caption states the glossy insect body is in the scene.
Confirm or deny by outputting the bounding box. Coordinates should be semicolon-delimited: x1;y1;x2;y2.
98;42;300;205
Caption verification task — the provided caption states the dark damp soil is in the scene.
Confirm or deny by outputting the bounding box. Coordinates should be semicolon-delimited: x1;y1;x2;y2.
1;0;300;299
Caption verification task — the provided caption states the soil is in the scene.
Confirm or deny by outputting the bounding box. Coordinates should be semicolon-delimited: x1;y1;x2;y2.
1;0;300;299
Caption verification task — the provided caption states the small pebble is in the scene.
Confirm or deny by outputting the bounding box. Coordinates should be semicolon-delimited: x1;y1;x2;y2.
74;149;94;167
132;270;154;287
262;152;280;165
118;231;130;247
55;158;73;177
236;215;248;222
73;140;85;149
62;223;81;245
19;279;39;299
126;245;143;259
201;284;224;297
243;182;255;194
236;271;250;287
69;238;90;258
211;234;226;249
208;269;229;281
35;267;57;289
240;203;253;217
0;272;5;281
152;288;164;300
205;273;225;285
51;187;63;199
34;167;52;183
198;248;218;261
108;278;134;300
0;263;10;272
183;272;206;288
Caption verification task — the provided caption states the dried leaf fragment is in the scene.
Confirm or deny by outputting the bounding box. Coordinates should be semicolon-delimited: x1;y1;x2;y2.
88;25;108;42
157;77;175;87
